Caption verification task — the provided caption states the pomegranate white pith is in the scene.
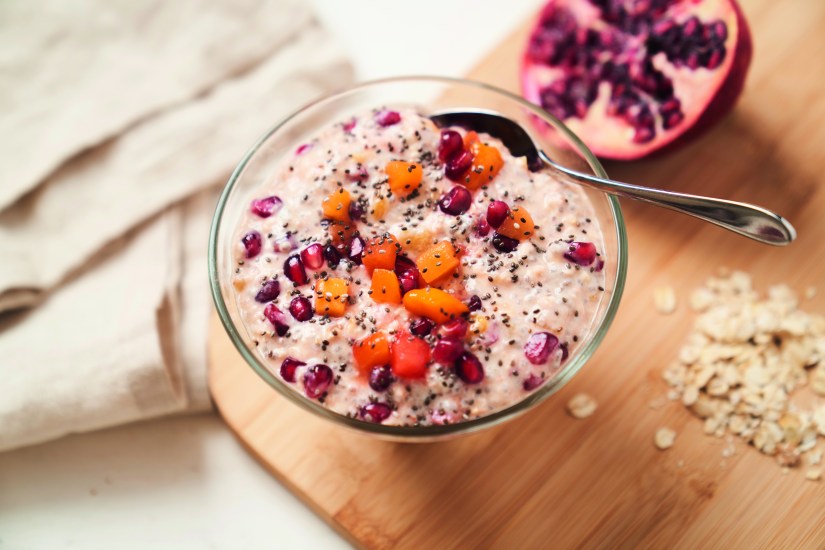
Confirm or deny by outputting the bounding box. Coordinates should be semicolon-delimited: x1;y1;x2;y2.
521;0;753;159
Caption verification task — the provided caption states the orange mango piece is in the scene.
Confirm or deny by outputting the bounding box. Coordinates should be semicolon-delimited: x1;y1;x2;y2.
385;161;423;197
463;131;481;149
370;269;402;304
496;205;535;241
363;233;400;273
402;287;469;324
463;143;504;191
352;331;391;374
322;188;352;222
416;241;460;285
327;220;356;254
315;277;349;317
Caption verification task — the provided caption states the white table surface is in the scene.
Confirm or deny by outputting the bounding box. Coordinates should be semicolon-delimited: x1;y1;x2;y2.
0;2;539;548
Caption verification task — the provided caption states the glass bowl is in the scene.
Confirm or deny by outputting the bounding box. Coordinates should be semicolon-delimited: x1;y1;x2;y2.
209;76;627;441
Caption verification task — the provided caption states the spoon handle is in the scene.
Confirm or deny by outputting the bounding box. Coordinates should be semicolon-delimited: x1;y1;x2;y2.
545;159;796;246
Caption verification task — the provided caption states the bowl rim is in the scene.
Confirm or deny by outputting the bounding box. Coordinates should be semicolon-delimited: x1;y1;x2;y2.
208;75;628;438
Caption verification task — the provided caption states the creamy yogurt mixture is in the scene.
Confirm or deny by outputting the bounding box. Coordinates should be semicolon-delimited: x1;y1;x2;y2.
231;107;606;426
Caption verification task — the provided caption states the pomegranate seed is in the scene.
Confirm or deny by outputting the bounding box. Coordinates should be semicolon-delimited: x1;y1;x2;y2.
713;21;728;41
438;130;464;162
273;233;298;253
360;402;392;423
467;295;482;311
395;256;420;295
348;201;365;221
263;303;289;336
296;143;313;155
441;318;469;338
476;217;491;237
563;242;597;266
348;235;365;265
323;244;341;268
254;279;280;303
375;110;401;127
410;318;434;337
633;125;655;144
445;150;474;181
492;232;519;252
300;243;325;270
241;231;262;258
288;295;313;322
280;357;305;383
345;165;369;183
486;200;510;228
683;16;700;38
523;374;546;391
455;351;485;384
283;255;308;285
433;337;464;364
250;196;282;218
524;332;559;365
343;118;357;133
662;110;685;130
438;186;473;216
560;343;569;362
594;258;604;272
368;365;394;392
303;364;332;399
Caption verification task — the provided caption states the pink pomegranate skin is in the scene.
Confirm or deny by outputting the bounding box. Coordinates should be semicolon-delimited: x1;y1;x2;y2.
521;0;753;160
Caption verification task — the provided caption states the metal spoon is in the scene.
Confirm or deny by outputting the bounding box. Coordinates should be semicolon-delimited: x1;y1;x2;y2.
430;109;796;246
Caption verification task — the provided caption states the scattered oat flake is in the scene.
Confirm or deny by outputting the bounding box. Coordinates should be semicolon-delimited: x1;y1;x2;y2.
648;396;667;410
654;286;677;314
566;393;597;419
806;468;822;481
805;286;817;300
777;444;801;468
655;427;677;450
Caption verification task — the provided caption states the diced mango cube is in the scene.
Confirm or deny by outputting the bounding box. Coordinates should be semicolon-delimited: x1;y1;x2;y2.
315;277;349;317
322;188;352;222
385;161;423;197
352;332;391;374
416;241;460;285
496;206;535;240
363;233;400;273
370;269;402;304
402;287;469;324
463;143;503;190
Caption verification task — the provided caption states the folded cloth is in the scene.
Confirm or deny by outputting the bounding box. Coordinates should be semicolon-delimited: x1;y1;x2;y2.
0;19;352;312
0;0;353;451
0;0;312;210
0;212;186;451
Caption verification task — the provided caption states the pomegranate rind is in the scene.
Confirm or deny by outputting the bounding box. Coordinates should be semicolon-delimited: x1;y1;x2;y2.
520;0;753;160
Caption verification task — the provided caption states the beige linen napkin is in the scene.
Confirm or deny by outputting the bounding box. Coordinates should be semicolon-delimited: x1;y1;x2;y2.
0;0;353;451
0;20;350;312
0;0;312;210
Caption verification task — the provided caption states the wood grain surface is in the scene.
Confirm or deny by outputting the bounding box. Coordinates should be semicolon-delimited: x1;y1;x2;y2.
208;1;825;547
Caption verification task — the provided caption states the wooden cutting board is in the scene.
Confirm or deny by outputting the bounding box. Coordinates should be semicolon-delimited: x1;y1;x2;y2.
208;1;825;547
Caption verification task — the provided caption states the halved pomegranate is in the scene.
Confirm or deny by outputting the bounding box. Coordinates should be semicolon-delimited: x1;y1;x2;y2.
521;0;752;159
